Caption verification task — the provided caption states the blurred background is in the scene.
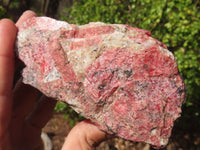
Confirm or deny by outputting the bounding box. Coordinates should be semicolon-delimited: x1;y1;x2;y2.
0;0;200;149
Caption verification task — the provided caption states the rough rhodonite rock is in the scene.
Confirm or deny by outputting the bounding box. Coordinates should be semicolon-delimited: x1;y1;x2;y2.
16;17;186;148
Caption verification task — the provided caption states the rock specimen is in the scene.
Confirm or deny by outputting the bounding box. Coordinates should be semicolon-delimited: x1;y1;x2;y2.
16;17;186;148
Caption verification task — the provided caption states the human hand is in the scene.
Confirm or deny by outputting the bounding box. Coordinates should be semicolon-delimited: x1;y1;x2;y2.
0;11;107;150
0;11;57;150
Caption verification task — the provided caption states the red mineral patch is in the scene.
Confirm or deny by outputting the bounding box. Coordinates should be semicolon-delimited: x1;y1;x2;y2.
63;26;115;39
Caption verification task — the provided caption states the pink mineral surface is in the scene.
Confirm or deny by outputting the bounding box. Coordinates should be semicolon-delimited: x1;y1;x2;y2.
16;17;186;148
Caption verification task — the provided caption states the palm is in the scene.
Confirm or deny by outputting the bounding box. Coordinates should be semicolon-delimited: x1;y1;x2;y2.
10;83;55;150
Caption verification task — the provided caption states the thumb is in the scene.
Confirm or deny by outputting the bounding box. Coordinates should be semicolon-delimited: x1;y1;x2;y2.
0;19;17;150
61;120;107;150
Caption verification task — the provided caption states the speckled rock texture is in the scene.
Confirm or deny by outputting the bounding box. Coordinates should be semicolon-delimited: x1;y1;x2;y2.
16;17;186;149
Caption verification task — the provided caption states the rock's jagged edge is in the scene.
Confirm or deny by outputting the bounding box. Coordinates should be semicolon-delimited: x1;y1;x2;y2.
16;16;186;149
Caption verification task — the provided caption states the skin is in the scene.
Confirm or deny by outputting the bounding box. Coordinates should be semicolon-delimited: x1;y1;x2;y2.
0;10;107;150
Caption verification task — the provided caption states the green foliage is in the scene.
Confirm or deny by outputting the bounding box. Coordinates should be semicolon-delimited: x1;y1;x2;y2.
175;49;200;106
54;102;84;127
9;0;20;9
0;5;6;19
54;101;68;112
61;0;200;110
60;0;128;24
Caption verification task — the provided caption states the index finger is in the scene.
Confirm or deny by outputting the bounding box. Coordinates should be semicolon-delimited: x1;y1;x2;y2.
0;19;17;139
0;19;17;98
